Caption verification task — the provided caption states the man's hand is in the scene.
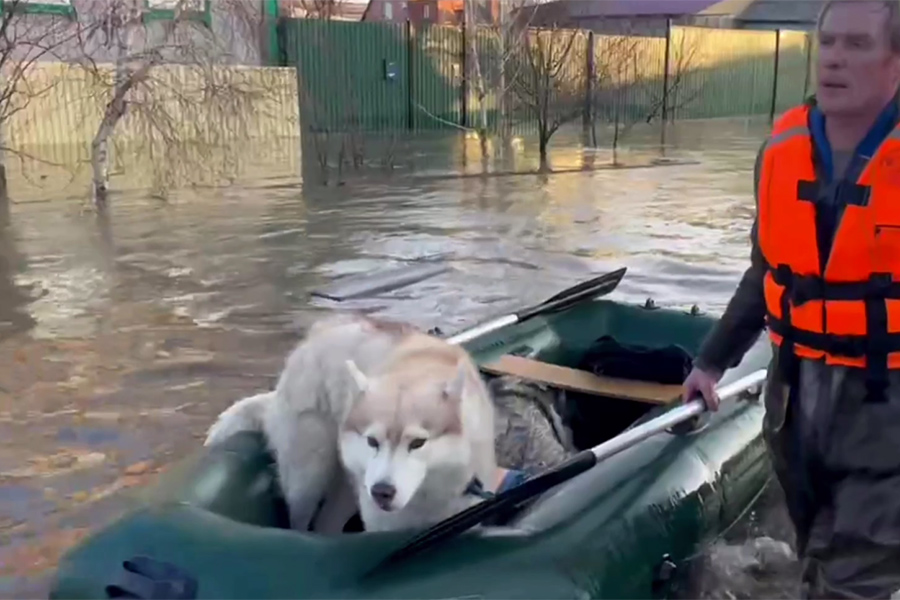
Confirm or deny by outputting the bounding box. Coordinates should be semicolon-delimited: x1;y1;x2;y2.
682;366;723;411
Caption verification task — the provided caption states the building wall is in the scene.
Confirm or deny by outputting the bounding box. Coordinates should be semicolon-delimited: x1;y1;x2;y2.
688;0;822;32
687;14;815;31
407;0;438;24
365;0;498;26
362;0;409;22
3;0;269;66
555;15;672;36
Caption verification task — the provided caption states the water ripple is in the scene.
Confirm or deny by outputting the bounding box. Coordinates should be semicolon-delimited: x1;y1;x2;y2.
0;118;778;595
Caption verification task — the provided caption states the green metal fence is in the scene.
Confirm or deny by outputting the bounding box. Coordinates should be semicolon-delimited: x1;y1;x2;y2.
281;19;815;136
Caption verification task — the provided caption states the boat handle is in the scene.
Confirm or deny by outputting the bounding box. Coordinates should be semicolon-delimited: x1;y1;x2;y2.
590;369;768;462
106;555;198;600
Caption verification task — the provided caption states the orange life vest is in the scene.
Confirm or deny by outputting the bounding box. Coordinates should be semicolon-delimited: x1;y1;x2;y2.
758;104;900;389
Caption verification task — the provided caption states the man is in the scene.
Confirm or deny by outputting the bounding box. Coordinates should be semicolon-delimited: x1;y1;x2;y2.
682;1;900;597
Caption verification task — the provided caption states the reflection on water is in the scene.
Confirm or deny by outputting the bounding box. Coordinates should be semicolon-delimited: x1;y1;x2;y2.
0;118;786;596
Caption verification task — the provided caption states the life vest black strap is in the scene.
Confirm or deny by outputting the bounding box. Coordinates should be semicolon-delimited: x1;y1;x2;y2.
768;267;899;401
769;267;900;306
766;316;900;356
865;286;890;403
773;265;798;383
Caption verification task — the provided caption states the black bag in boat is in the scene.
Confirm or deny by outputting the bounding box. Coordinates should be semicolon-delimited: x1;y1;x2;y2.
577;335;693;385
559;336;694;450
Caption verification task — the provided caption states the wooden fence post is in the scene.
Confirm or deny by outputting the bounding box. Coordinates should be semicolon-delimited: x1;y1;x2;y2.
769;28;781;123
407;19;415;131
802;31;813;100
660;18;672;147
583;30;595;135
461;18;468;128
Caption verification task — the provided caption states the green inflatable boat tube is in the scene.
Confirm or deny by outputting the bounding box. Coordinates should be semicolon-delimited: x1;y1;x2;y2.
49;298;773;600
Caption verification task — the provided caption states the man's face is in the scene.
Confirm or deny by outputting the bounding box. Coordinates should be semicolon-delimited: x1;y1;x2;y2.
817;2;900;116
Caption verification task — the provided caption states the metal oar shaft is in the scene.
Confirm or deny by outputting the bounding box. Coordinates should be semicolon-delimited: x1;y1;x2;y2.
446;314;519;345
368;368;769;574
590;369;769;462
445;268;628;346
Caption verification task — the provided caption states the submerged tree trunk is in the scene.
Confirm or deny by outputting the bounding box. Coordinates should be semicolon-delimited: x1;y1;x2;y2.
497;8;511;156
538;126;549;171
476;85;489;162
612;94;621;165
0;164;8;223
91;120;115;208
479;123;488;163
466;0;490;163
91;4;146;209
91;59;154;208
0;131;8;213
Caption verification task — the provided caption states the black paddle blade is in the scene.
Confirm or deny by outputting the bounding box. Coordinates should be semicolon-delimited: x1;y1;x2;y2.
517;267;627;321
363;450;597;579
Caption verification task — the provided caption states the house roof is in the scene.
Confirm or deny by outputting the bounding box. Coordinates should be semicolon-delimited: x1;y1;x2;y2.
284;0;368;20
697;0;825;24
541;0;721;18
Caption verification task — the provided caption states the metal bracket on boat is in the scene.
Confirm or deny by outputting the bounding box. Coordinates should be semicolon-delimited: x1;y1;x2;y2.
507;345;536;358
105;556;198;600
736;379;765;403
666;369;768;436
667;412;709;436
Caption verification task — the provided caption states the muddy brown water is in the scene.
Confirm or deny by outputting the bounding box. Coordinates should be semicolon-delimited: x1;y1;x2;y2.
0;119;799;597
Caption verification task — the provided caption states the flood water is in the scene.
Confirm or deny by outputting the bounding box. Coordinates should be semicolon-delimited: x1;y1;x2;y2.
0;118;797;597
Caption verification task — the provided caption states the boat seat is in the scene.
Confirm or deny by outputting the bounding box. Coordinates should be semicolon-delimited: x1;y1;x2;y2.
481;355;683;405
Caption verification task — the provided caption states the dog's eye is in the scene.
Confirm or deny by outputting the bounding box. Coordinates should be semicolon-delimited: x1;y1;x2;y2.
366;436;379;450
408;438;427;451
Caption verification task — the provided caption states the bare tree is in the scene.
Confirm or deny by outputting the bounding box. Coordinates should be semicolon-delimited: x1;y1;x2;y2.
75;0;280;208
287;0;347;19
587;32;649;159
462;0;538;161
0;0;86;202
508;26;585;170
586;27;702;160
655;29;702;126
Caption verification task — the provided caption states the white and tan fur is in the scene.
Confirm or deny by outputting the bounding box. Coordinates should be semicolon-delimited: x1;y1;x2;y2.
339;333;496;531
204;312;496;533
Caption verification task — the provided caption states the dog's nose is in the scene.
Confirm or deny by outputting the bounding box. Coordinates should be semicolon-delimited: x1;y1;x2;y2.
370;481;396;508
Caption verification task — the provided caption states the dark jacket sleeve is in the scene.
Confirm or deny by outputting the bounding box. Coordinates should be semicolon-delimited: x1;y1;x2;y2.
694;141;768;374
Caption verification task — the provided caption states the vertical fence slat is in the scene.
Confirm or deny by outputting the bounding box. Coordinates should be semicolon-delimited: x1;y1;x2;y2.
3;16;820;198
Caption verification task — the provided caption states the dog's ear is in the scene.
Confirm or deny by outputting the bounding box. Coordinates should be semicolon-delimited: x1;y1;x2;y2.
443;359;469;401
346;359;369;392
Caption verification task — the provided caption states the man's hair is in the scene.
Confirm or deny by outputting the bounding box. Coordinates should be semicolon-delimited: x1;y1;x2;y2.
817;0;900;53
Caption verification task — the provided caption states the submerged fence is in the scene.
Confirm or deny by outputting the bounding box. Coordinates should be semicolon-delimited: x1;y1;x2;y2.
281;19;815;136
4;63;300;200
0;19;817;198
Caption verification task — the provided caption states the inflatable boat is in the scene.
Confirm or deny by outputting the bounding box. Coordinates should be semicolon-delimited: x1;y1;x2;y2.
49;267;773;599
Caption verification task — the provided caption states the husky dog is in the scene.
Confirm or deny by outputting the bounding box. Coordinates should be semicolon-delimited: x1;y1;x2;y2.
339;333;498;531
204;312;497;533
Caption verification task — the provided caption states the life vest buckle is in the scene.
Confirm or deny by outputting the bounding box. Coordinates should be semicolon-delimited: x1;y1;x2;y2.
773;264;794;285
866;273;894;299
791;275;825;306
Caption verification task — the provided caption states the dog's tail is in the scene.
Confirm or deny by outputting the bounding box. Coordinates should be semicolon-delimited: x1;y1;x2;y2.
204;391;274;447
